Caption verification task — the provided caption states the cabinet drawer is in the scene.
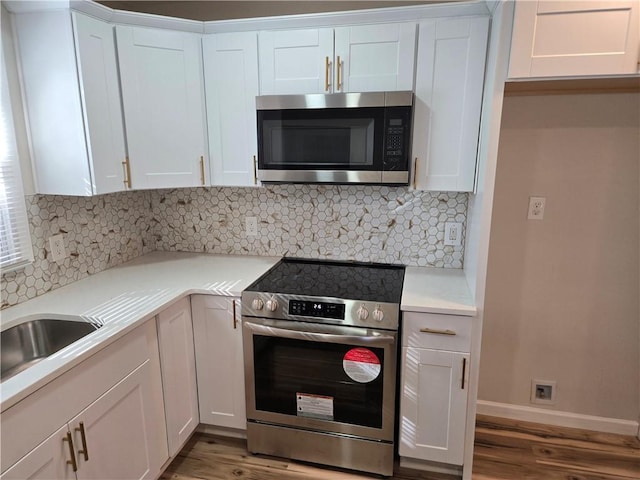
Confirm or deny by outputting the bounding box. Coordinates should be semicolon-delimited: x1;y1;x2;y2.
402;312;472;352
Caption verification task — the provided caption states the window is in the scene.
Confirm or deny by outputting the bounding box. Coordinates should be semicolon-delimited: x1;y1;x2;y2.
1;49;33;271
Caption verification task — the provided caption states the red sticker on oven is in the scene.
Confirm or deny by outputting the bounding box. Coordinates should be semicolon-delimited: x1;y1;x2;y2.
343;348;381;383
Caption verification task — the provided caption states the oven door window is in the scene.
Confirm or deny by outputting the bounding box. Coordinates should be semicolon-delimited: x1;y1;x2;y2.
252;335;384;428
258;108;384;170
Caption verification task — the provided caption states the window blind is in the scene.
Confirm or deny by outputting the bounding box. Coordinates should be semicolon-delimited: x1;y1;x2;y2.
1;49;33;271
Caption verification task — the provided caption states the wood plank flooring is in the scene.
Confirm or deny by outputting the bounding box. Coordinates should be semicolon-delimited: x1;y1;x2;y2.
160;415;640;480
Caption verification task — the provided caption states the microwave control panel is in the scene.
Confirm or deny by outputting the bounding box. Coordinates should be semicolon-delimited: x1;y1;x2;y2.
383;106;411;171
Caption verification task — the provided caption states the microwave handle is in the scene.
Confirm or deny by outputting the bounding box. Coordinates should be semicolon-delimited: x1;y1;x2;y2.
243;320;395;347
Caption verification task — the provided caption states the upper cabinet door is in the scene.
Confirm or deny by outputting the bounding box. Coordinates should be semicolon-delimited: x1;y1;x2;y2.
412;16;489;192
259;28;334;94
72;12;128;195
13;11;98;196
116;26;208;189
509;0;640;78
204;32;260;186
334;23;416;93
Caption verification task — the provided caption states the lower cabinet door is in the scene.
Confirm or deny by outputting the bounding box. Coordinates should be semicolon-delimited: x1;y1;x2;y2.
191;295;246;430
157;297;199;456
70;361;168;480
0;425;75;480
399;347;470;465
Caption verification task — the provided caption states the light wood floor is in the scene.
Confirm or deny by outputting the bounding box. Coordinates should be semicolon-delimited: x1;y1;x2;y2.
160;415;640;480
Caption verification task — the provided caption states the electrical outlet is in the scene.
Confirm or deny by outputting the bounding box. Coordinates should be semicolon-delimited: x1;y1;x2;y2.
245;216;258;236
527;196;546;220
444;222;463;246
531;379;556;405
49;234;67;263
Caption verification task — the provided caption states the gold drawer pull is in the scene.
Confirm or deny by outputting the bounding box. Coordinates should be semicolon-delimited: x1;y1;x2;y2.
253;155;258;185
232;299;238;329
122;156;132;189
75;421;89;461
461;358;467;389
420;327;456;336
325;56;331;91
63;431;78;472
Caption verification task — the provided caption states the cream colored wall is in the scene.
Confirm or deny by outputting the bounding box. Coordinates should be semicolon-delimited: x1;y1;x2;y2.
479;93;640;421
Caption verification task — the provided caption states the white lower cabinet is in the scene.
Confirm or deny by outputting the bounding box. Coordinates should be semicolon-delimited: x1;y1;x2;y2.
1;425;71;480
156;298;199;456
0;321;168;479
191;295;246;430
399;312;472;467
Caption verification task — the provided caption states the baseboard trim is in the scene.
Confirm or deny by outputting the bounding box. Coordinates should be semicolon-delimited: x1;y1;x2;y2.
476;400;639;436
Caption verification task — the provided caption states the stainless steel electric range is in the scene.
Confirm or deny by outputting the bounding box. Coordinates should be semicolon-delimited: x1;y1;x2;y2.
241;257;405;477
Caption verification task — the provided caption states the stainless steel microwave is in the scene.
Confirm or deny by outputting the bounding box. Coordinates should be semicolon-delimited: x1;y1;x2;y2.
256;91;413;185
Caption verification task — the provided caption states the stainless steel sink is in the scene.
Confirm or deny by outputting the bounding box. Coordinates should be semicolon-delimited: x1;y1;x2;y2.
1;318;101;382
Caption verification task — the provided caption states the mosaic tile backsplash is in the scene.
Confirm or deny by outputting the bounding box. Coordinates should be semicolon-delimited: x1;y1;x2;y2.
1;192;155;309
152;185;467;265
2;185;467;309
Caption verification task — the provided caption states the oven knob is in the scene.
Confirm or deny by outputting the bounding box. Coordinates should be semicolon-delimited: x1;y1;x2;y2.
266;298;278;312
373;307;384;322
252;298;264;310
357;305;369;320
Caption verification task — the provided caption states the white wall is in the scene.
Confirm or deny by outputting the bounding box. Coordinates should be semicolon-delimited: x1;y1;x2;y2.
479;92;640;423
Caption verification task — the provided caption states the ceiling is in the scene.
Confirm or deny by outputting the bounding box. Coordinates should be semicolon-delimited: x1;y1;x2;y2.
96;1;458;21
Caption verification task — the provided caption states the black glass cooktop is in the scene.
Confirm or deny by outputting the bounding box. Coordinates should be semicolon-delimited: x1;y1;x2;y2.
246;258;405;303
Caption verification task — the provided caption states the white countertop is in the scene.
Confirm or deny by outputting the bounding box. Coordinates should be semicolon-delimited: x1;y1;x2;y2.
1;253;475;411
0;251;279;411
401;266;476;316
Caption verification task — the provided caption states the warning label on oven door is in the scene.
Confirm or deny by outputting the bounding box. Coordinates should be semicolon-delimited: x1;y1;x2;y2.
296;393;334;421
343;348;381;383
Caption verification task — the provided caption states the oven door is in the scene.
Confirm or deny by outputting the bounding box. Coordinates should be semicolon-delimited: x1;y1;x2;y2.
243;317;397;442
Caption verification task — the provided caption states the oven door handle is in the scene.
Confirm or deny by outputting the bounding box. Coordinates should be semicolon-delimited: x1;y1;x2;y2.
243;321;395;346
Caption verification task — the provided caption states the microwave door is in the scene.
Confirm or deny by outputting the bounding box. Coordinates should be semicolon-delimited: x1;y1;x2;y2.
257;107;385;183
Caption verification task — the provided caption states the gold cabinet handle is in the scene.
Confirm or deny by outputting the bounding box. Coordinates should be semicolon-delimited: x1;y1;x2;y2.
122;156;132;189
336;55;342;91
325;56;331;91
419;327;456;336
75;421;89;462
63;431;78;472
461;358;467;389
232;299;238;329
252;155;258;185
413;157;418;189
200;156;205;185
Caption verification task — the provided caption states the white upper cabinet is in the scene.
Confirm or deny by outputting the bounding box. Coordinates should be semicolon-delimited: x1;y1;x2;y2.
116;26;208;189
72;13;128;195
13;11;127;196
509;0;640;78
203;32;260;186
259;28;334;94
258;23;416;94
412;16;489;192
334;23;416;93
